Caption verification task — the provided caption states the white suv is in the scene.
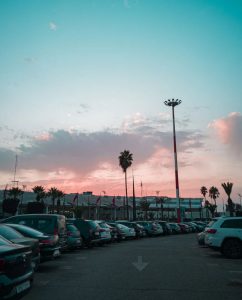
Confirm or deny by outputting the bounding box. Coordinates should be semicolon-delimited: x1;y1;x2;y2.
205;217;242;258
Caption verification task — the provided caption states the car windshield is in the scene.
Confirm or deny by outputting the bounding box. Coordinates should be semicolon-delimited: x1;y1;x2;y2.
98;222;109;228
66;224;79;232
207;219;219;227
0;235;13;246
8;224;45;237
0;225;24;240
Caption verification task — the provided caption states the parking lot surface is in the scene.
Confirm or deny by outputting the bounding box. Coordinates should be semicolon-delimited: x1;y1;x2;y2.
24;234;242;300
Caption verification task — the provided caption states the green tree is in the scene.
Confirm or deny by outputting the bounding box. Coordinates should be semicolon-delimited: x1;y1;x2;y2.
32;186;46;202
140;199;150;220
119;149;133;220
56;190;65;214
221;182;234;217
3;187;24;215
200;186;208;199
209;186;220;212
200;186;208;218
47;187;59;213
205;200;217;218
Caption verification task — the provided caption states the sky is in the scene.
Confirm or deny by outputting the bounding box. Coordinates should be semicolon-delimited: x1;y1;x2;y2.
0;0;242;208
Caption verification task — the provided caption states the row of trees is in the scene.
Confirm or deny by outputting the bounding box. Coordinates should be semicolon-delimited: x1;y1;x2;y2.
2;186;66;215
200;182;239;217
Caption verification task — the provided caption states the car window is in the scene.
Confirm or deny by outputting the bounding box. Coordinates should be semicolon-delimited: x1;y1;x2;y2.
66;224;78;232
220;219;242;229
34;218;55;234
0;236;13;245
10;224;44;237
0;225;24;239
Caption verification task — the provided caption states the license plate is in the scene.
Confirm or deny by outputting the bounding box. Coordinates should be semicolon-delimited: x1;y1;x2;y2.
53;249;60;257
16;281;30;294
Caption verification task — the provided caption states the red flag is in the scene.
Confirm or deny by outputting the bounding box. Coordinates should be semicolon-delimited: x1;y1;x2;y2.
72;193;78;204
96;196;101;205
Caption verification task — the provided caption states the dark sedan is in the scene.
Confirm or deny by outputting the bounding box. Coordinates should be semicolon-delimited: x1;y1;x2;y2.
3;223;61;261
0;224;40;271
0;235;34;299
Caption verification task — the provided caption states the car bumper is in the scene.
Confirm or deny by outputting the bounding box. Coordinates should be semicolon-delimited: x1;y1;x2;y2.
0;269;34;299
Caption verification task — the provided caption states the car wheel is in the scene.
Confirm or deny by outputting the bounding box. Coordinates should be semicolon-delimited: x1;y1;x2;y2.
222;239;242;259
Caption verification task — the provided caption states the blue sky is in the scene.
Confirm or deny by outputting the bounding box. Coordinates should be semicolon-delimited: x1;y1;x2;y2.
0;0;242;207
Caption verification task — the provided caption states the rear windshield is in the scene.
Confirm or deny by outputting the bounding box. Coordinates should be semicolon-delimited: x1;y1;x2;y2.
207;219;219;228
0;236;12;246
87;221;99;229
9;224;45;238
66;224;79;232
0;225;23;240
34;218;55;234
98;222;109;228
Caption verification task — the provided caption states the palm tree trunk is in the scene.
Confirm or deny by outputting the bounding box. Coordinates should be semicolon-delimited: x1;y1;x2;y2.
125;171;128;220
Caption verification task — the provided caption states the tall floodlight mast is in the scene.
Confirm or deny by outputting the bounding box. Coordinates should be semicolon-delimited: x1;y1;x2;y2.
164;99;182;222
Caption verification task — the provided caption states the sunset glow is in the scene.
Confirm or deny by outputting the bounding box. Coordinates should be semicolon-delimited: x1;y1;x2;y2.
0;0;241;210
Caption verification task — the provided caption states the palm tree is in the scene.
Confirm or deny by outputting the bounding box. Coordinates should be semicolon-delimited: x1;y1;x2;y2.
3;187;24;215
32;186;46;202
119;150;133;220
56;190;65;214
200;186;208;218
209;186;220;214
140;199;150;220
47;187;59;213
205;200;217;218
221;182;234;217
200;186;208;199
7;187;24;200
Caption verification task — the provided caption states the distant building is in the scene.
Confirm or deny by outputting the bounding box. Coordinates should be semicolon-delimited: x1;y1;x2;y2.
0;190;204;220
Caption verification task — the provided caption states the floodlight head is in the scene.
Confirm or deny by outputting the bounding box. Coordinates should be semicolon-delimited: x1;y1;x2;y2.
164;99;182;107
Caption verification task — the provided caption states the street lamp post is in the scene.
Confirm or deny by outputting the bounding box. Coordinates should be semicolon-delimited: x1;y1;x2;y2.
164;98;182;222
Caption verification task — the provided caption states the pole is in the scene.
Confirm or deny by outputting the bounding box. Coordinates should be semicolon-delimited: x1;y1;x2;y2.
172;105;180;222
132;175;136;221
164;99;182;222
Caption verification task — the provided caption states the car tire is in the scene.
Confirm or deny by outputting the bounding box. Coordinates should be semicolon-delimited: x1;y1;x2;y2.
222;239;242;259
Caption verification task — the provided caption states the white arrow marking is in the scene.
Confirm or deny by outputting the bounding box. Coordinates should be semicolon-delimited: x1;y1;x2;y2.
132;256;148;271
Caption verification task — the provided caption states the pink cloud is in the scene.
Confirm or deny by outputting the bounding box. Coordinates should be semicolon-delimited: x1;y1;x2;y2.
209;112;242;155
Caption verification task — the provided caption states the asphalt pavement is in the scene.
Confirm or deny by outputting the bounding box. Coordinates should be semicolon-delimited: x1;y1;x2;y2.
23;233;242;300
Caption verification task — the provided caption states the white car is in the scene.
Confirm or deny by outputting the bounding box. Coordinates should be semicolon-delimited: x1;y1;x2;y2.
95;221;112;243
116;223;136;239
204;217;242;258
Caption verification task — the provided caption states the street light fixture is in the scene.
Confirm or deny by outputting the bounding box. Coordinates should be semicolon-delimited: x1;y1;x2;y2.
164;98;182;222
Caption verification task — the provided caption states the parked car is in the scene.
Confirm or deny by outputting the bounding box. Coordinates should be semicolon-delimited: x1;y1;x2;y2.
67;219;102;248
169;223;181;234
178;223;190;233
204;217;242;258
115;223;136;239
106;222;126;241
157;221;172;235
95;221;112;244
1;214;68;252
192;221;207;232
66;223;83;249
136;221;163;236
183;222;197;232
197;231;207;245
117;221;144;238
0;224;40;271
0;235;34;299
105;223;118;242
3;223;61;260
